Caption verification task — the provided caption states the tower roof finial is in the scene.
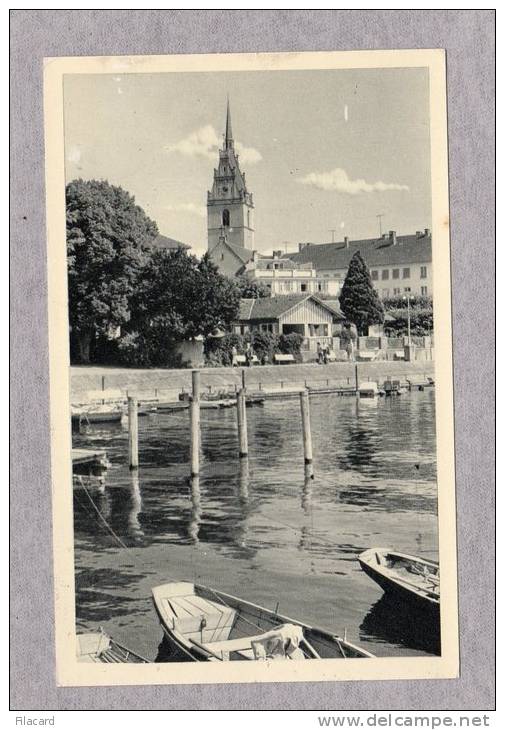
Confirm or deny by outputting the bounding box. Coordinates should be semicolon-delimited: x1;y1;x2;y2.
225;97;233;149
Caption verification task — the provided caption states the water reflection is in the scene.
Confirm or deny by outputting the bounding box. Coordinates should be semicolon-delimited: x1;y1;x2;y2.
73;389;439;658
360;593;441;655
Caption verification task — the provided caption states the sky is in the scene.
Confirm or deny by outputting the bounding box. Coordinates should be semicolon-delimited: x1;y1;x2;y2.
63;67;431;257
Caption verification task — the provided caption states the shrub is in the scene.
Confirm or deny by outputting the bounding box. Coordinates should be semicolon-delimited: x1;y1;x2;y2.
278;332;304;362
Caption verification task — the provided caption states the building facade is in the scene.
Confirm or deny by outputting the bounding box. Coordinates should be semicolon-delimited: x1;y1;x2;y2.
286;229;432;299
235;294;343;354
207;101;255;275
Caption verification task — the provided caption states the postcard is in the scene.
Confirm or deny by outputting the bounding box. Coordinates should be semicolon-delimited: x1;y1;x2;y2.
44;49;458;686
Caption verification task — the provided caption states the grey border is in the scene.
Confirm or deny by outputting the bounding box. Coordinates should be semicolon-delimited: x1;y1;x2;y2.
10;9;495;710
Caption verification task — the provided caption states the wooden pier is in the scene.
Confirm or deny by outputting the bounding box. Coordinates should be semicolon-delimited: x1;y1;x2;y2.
72;448;109;472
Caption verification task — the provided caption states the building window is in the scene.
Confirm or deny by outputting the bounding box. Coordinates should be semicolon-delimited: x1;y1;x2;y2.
260;323;274;333
301;283;307;292
371;270;378;281
381;270;389;280
222;209;230;227
393;287;401;296
382;289;390;298
421;286;428;296
404;287;411;293
392;269;400;279
402;267;410;279
420;266;427;279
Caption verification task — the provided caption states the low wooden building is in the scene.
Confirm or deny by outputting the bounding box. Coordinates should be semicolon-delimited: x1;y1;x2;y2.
234;294;343;354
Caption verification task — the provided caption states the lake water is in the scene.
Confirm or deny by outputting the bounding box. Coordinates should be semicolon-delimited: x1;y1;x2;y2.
73;389;439;660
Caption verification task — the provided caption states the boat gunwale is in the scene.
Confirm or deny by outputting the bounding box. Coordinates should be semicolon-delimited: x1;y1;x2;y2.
358;548;440;605
152;582;374;660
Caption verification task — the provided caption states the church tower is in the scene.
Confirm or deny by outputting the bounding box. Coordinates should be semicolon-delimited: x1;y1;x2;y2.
207;100;255;259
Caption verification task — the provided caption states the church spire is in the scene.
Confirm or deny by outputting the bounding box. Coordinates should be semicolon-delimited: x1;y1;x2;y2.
225;97;233;150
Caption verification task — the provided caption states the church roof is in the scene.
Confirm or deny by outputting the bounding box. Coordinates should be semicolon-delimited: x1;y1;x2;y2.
151;233;190;251
224;241;254;264
238;294;343;322
286;232;431;270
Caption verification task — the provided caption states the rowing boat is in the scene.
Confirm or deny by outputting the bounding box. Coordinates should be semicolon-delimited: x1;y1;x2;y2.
358;548;439;615
76;631;148;663
152;581;373;662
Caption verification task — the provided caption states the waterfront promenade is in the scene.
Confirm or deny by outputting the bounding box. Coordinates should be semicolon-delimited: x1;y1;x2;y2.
71;360;435;399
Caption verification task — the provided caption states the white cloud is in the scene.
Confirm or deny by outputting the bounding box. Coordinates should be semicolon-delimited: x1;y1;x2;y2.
165;125;262;164
235;141;262;164
165;202;207;219
298;167;409;195
344;104;348;122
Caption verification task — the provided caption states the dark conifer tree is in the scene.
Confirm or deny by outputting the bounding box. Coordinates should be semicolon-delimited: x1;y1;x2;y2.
339;251;385;335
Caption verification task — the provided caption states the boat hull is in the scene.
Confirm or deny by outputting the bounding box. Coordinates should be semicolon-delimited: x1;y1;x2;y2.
153;582;373;662
358;549;440;618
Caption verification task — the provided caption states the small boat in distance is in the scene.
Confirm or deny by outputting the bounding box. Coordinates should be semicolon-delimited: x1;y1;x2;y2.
152;582;374;662
358;548;439;615
76;630;148;663
358;382;379;398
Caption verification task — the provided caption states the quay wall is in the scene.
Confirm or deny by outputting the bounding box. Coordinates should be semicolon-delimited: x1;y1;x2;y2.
70;361;435;399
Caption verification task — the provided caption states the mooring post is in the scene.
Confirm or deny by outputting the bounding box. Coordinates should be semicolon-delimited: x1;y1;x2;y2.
300;389;313;467
190;370;201;478
128;396;139;470
241;368;246;391
354;364;359;395
237;388;249;458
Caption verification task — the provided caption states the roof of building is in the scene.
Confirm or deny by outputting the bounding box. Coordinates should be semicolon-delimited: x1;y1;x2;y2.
285;232;431;270
151;233;190;251
238;294;343;322
225;241;254;264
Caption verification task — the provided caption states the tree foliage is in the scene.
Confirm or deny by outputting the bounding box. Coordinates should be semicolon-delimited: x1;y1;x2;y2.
234;275;271;299
66;178;158;362
339;251;385;335
123;249;241;367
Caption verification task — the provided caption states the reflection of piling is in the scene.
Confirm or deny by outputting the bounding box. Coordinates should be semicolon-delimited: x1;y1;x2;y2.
302;464;313;510
237;389;249;458
239;458;249;502
190;370;201;478
188;476;201;544
300;389;313;469
128;396;139;470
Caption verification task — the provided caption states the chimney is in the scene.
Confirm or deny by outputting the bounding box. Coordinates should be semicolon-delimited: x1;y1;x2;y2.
416;230;423;238
298;242;311;252
252;250;259;262
382;233;388;240
273;250;283;259
389;230;397;245
424;228;431;237
344;236;349;248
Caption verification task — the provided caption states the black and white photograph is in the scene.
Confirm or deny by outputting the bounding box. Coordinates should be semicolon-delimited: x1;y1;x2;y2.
43;49;458;685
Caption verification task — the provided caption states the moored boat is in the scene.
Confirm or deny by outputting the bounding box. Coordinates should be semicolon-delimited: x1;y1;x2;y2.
358;548;439;615
152;581;373;662
358;382;379;398
76;630;148;663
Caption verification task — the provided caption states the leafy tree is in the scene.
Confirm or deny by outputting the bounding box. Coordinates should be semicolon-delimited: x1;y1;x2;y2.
66;178;158;362
339;251;384;335
125;249;241;366
234;274;271;299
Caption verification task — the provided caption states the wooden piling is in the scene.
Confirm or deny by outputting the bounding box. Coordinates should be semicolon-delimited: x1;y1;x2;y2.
241;368;247;391
190;370;201;478
300;389;313;466
354;364;359;395
236;389;248;458
128;396;139;470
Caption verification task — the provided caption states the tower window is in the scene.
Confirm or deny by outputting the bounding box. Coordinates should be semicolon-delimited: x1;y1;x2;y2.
222;209;230;227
